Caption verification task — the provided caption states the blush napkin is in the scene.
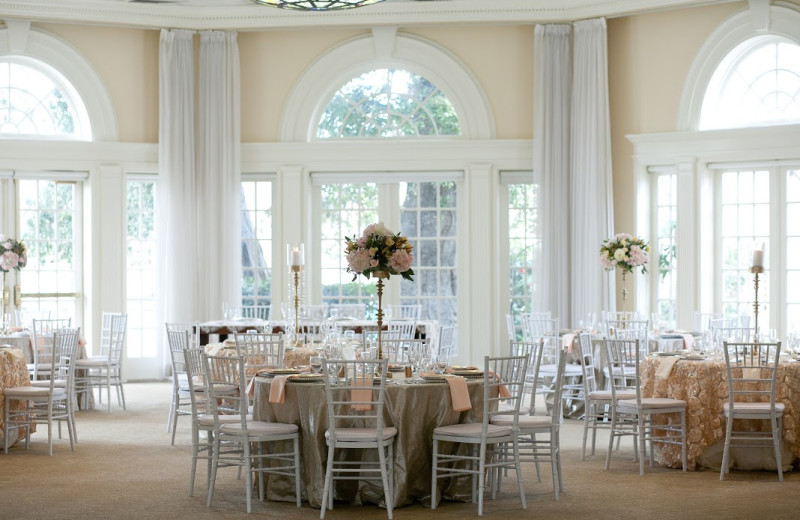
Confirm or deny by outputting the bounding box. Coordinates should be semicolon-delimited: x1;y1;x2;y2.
268;375;290;403
351;377;373;411
445;375;472;412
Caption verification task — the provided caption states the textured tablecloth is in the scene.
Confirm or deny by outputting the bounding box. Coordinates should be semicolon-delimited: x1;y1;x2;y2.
252;377;488;508
0;346;36;445
640;356;800;470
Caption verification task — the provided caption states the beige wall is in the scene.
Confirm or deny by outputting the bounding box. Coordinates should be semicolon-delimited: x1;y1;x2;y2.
607;2;743;233
38;23;159;143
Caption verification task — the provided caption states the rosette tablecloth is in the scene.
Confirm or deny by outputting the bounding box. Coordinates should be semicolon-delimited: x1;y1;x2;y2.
640;357;800;470
0;346;36;445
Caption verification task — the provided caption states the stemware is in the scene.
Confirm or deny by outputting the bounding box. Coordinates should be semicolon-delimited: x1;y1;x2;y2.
310;355;323;374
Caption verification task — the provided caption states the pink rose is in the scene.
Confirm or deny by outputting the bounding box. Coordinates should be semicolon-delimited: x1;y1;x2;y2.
0;251;19;271
388;249;413;273
347;248;374;273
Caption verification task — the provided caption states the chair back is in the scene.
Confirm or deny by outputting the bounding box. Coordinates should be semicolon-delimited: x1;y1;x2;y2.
387;320;416;339
606;319;649;343
166;322;200;349
105;313;127;365
387;304;422;321
482;355;529;430
51;327;81;393
510;339;543;415
182;346;210;415
722;341;782;411
437;326;456;361
506;314;521;342
31;318;72;379
321;358;389;439
232;332;285;374
201;351;248;430
241;305;270;321
571;332;597;409
329;303;367;320
603;338;642;401
166;327;193;382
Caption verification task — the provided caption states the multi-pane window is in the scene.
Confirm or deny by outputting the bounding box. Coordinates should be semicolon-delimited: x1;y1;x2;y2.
654;173;677;323
399;181;457;326
317;68;460;139
718;169;770;330
0;59;89;139
700;36;800;130
241;179;273;320
126;179;156;358
18;178;81;322
319;183;379;314
785;169;800;333
507;183;540;315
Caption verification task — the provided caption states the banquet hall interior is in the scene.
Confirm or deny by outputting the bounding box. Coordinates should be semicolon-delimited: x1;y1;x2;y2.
1;0;800;518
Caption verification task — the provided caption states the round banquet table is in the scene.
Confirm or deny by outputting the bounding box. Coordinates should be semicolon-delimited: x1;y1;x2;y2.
640;355;800;471
0;346;36;446
252;375;488;509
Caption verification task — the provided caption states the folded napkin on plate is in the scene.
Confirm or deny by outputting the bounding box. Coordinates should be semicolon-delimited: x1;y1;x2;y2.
681;334;694;350
268;375;290;403
656;356;679;380
351;377;373;411
561;332;576;354
445;375;471;412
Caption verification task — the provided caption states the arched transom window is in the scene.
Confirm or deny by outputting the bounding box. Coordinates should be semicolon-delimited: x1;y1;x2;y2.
0;58;90;139
317;68;461;138
699;36;800;130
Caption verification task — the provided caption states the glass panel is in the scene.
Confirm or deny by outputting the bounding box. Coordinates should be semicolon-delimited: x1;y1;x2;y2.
317;68;461;139
125;179;157;358
508;183;540;316
241;180;273;319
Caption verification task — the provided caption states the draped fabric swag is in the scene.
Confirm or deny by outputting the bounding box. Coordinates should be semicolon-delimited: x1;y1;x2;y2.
534;18;615;326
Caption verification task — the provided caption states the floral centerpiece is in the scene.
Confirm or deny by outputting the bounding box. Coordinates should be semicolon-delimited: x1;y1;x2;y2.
344;222;415;281
600;233;650;274
0;236;26;273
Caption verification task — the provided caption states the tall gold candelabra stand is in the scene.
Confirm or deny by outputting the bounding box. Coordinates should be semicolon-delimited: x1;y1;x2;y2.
375;271;388;360
292;265;301;339
1;272;7;334
751;265;763;343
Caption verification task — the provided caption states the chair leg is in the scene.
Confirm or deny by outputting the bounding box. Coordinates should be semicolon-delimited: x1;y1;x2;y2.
605;407;617;470
720;413;733;480
320;442;336;519
477;443;487;516
512;437;527;509
773;415;783;482
431;438;438;510
378;442;393;520
207;436;221;507
293;436;302;507
244;439;253;513
637;414;646;476
680;410;687;472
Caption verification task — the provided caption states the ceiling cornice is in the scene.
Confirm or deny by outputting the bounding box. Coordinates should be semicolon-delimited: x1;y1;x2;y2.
0;0;738;31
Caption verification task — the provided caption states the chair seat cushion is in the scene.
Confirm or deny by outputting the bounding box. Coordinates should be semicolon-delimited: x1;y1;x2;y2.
618;397;686;410
433;422;511;439
723;402;785;415
326;427;398;442
74;358;111;367
491;414;552;429
588;390;636;401
220;420;298;436
197;413;253;426
4;386;67;398
30;380;67;388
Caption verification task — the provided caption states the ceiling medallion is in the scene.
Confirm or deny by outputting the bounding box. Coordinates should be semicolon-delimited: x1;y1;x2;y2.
250;0;386;10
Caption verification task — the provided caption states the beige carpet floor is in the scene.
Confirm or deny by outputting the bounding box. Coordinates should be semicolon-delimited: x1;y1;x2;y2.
1;382;797;519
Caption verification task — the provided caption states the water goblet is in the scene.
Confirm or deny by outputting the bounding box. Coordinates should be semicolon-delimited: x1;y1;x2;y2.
310;355;323;374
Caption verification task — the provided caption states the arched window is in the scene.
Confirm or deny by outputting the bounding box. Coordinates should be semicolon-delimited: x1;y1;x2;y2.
317;68;461;139
0;57;91;139
699;36;800;130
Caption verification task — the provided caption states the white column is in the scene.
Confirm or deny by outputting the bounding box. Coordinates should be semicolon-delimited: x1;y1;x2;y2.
95;165;126;353
276;165;306;310
675;159;697;330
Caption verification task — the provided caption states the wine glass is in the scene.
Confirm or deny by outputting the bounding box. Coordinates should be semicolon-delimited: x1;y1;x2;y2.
309;356;322;374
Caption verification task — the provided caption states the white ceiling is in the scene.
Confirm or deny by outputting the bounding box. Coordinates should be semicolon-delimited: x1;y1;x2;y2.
0;0;736;30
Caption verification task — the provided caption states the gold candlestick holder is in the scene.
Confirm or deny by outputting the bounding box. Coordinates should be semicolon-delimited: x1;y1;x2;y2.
751;265;763;343
375;271;388;360
292;265;301;339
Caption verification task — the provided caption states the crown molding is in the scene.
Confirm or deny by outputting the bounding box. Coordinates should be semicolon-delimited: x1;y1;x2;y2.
0;0;737;31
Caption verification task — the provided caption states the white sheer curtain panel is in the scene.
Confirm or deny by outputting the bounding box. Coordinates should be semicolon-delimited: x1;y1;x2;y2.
197;31;242;320
534;24;572;323
158;29;199;347
570;18;615;323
